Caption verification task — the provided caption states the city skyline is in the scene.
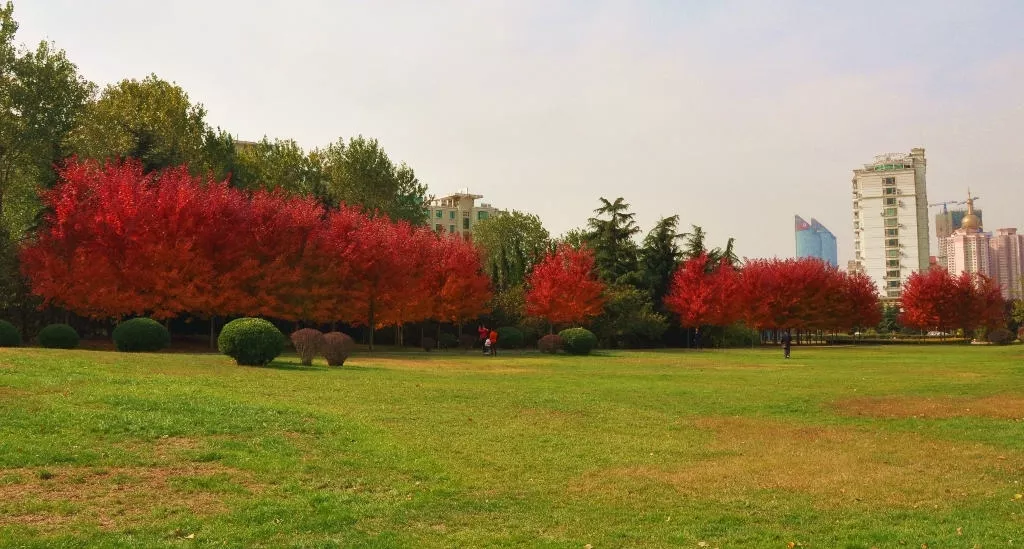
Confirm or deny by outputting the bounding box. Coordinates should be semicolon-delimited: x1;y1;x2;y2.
12;1;1024;263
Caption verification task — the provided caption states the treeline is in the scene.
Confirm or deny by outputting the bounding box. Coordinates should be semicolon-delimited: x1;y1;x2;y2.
0;2;429;336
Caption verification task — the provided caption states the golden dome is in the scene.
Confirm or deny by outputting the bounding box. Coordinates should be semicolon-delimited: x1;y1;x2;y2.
961;212;981;231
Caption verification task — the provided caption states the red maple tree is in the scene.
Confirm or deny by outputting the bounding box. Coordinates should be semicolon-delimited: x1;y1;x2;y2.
524;244;605;331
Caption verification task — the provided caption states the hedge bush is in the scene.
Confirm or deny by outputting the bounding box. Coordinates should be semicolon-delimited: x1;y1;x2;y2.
538;334;562;354
459;334;478;350
112;318;170;352
291;328;324;365
421;336;436;351
0;320;21;347
496;326;524;349
38;324;80;349
987;328;1015;346
322;332;354;366
558;328;598;355
218;318;284;366
438;333;459;350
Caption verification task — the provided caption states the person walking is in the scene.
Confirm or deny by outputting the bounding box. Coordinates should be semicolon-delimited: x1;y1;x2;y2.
780;329;792;359
478;324;489;355
489;329;499;357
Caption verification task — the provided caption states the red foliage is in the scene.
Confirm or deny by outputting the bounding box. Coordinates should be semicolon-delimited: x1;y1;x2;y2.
901;269;1005;335
664;254;740;328
524;244;605;327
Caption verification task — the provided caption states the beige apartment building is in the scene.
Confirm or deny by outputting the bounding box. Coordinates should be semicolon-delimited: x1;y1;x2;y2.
850;148;930;300
426;192;499;240
988;228;1023;299
940;196;990;278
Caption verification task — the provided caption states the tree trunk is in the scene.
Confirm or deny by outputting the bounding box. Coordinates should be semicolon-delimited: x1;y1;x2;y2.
209;316;216;349
368;298;376;352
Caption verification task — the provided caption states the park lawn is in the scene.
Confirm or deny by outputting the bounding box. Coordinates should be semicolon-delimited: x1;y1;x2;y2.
0;345;1023;548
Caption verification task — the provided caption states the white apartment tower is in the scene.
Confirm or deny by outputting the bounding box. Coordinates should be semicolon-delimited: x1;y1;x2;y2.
851;149;930;300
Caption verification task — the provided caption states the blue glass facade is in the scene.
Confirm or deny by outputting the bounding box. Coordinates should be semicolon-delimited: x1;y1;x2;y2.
794;215;838;267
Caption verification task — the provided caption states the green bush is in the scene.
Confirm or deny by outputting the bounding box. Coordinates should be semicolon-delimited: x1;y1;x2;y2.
438;333;459;350
558;328;598;355
496;326;524;349
538;334;562;354
987;328;1015;346
0;320;21;347
518;325;540;348
322;332;354;366
421;336;436;351
218;318;284;366
38;324;80;349
112;318;170;352
459;334;478;350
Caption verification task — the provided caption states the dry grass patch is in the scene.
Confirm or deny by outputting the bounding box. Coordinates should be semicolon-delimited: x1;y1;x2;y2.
0;463;257;531
834;395;1024;420
574;416;1024;508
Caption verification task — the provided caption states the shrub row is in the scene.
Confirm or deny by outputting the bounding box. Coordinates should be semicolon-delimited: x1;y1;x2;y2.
283;326;355;366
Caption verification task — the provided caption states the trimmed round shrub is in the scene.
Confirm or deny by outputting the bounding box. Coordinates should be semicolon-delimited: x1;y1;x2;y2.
421;336;436;351
38;324;80;349
459;334;477;350
496;326;524;349
538;334;563;354
113;318;170;352
291;328;324;366
0;320;21;347
558;328;598;355
987;327;1015;346
322;332;355;366
218;318;284;366
438;332;459;350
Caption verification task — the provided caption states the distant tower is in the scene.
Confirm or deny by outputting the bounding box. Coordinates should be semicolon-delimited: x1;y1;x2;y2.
940;191;991;278
795;215;838;267
851;148;930;300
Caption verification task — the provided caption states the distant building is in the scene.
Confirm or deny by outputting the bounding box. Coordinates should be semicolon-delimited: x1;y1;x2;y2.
939;193;991;278
989;228;1024;299
850;148;930;301
426;191;499;239
847;260;863;274
935;208;982;269
795;215;838;266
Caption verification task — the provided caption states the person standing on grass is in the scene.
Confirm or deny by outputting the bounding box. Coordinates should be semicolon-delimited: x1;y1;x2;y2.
781;329;792;359
489;329;498;357
478;324;489;354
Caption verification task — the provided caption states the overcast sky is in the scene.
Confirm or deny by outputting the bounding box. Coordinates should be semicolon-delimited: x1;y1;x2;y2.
14;0;1024;263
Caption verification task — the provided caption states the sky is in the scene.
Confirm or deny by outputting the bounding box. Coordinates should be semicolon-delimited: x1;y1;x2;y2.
12;0;1024;264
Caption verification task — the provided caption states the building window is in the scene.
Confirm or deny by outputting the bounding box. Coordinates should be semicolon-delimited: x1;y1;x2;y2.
884;218;898;227
885;228;898;236
884;197;896;206
887;280;901;288
886;270;900;279
449;211;456;219
886;249;900;258
883;177;896;186
435;224;443;232
883;187;897;195
477;211;489;221
449;224;455;233
462;218;470;230
883;207;897;217
886;238;899;247
886;259;899;268
435;210;443;218
887;290;901;298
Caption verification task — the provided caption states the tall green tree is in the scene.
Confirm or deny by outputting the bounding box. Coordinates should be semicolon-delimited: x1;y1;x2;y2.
71;74;206;172
234;137;327;200
586;197;640;284
319;136;428;224
473;210;549;291
639;215;684;306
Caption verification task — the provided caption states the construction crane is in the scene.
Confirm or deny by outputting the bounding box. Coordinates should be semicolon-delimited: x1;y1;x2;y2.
929;195;980;213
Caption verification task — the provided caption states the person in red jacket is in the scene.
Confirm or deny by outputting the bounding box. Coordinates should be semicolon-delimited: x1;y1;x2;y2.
489;330;498;357
478;325;489;354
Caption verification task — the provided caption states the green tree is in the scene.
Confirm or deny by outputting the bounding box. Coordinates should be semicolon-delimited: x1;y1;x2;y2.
639;215;684;307
473;210;549;291
235;137;327;200
591;284;668;348
71;74;206;172
586;197;640;284
319;136;428;223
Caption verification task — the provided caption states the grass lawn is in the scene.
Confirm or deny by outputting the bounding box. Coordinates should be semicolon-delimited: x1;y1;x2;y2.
1;345;1023;548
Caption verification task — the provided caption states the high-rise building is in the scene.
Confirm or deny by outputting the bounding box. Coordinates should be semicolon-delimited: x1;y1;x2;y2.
989;228;1024;300
851;148;930;300
935;207;983;269
940;195;990;279
795;215;838;266
426;191;499;240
